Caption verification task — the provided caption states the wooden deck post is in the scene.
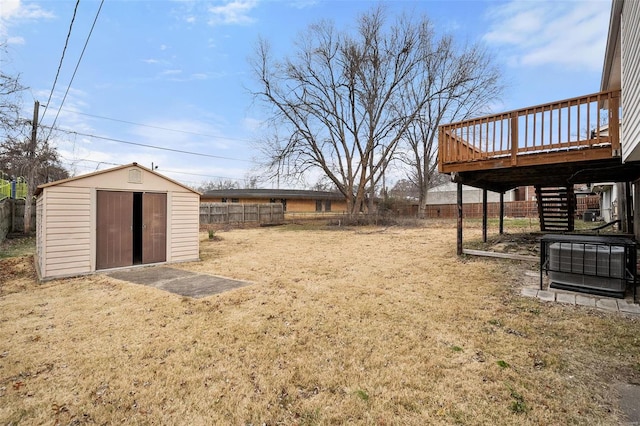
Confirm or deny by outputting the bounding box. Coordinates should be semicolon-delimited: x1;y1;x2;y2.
510;112;518;166
610;91;621;155
482;189;488;243
457;182;463;256
499;192;504;235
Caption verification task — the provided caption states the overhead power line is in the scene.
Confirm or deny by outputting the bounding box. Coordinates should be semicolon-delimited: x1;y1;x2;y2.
41;0;80;124
70;111;254;143
46;126;253;163
59;156;246;182
46;0;105;141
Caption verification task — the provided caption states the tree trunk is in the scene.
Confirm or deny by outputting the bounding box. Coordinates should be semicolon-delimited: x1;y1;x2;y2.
417;179;430;219
418;194;427;219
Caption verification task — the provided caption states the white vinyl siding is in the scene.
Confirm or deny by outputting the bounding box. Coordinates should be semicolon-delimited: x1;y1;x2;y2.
35;195;44;275
621;0;640;162
170;192;200;262
36;164;200;280
41;187;92;277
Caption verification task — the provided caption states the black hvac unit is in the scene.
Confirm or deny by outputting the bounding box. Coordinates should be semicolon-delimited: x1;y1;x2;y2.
540;234;637;300
582;210;599;222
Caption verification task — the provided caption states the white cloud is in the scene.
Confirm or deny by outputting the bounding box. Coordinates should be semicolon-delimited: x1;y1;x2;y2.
0;0;55;40
287;0;318;10
207;0;257;26
483;1;610;71
0;0;21;19
242;117;262;132
161;69;182;76
0;0;54;20
128;118;231;151
6;35;24;44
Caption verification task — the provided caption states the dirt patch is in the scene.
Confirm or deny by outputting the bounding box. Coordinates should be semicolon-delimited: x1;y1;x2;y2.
0;255;37;296
1;222;639;425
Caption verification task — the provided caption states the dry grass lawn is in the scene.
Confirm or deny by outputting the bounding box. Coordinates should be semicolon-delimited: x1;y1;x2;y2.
1;221;639;425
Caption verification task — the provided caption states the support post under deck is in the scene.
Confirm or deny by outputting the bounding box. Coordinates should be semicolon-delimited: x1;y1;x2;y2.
626;181;634;235
499;192;504;235
482;189;488;243
457;182;463;256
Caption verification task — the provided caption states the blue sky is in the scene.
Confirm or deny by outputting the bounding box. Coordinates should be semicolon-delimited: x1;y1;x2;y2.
0;0;612;189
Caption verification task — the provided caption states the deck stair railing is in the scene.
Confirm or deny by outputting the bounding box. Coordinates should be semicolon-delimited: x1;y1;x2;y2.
535;186;575;232
439;90;621;171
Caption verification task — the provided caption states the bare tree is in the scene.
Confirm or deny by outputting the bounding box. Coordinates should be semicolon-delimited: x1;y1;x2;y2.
388;178;419;200
1;129;66;233
250;7;438;217
243;173;261;189
197;179;240;193
398;39;502;218
0;45;25;137
1;58;68;233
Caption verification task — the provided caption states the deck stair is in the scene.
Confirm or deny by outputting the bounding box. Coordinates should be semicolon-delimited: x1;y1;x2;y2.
535;186;575;232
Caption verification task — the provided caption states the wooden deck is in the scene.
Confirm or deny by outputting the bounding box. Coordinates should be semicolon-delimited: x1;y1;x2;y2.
437;90;640;191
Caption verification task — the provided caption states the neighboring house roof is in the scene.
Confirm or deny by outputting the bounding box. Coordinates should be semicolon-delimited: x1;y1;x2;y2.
201;188;344;200
429;182;459;193
429;182;502;194
35;162;201;196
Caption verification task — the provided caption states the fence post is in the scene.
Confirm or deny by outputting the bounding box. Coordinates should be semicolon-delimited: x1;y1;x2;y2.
11;199;16;232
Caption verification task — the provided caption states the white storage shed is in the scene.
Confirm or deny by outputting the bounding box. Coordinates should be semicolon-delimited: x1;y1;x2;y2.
35;163;200;280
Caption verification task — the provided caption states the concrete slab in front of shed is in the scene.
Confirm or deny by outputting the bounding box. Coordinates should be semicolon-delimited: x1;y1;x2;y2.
616;383;640;425
106;266;252;298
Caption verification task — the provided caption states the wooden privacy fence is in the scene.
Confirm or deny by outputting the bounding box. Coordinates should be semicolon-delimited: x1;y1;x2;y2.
424;196;599;220
0;199;37;243
200;202;284;225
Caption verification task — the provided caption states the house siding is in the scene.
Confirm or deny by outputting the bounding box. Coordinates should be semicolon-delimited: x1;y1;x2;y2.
202;196;348;213
284;198;348;212
170;192;200;262
622;0;640;162
41;186;92;278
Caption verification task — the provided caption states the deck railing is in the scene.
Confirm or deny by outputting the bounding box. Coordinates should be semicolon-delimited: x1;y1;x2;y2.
439;90;621;172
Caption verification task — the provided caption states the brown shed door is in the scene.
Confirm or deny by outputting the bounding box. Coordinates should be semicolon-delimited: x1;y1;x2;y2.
142;192;167;264
97;191;133;270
